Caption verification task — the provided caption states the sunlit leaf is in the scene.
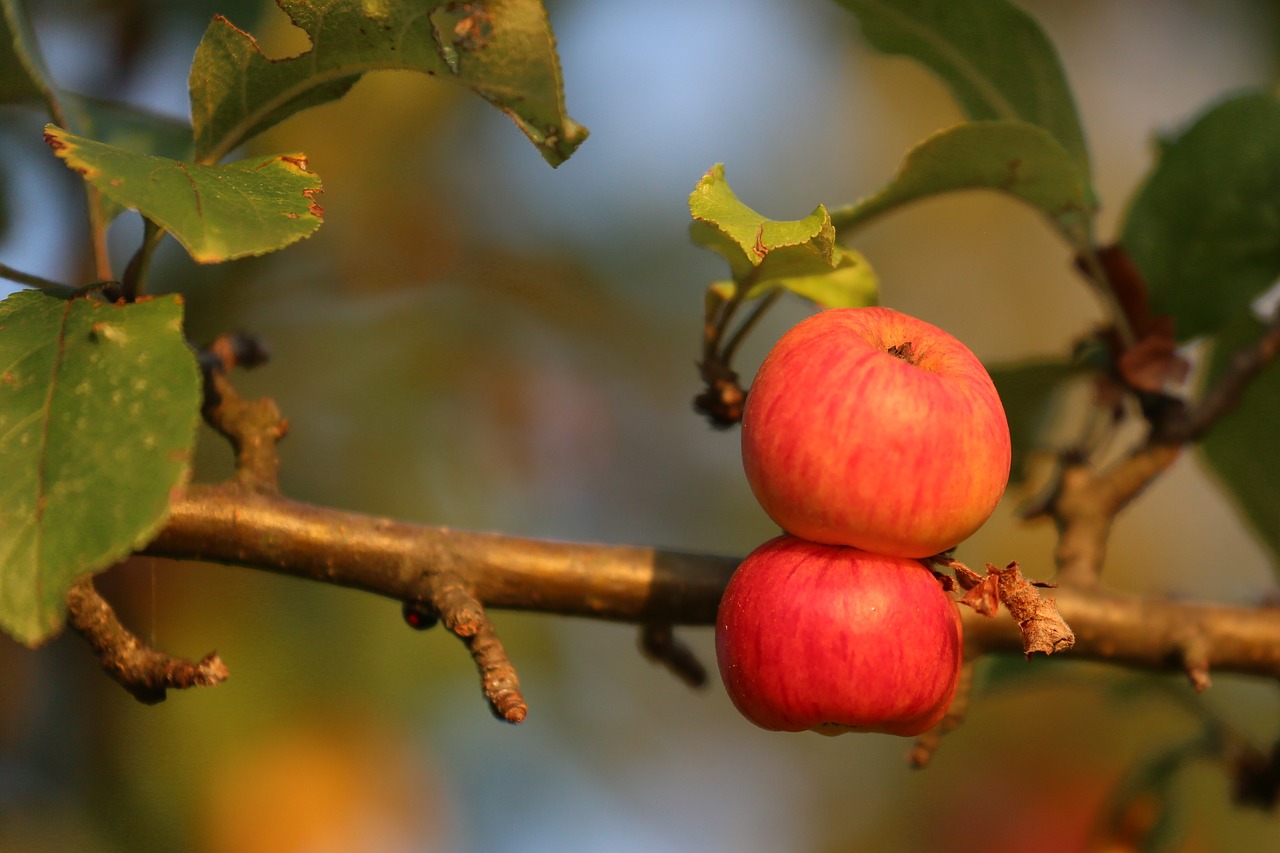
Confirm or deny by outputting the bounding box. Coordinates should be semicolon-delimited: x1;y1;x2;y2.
1200;313;1280;568
707;250;877;310
831;121;1093;244
691;164;879;307
190;0;586;167
45;124;323;263
0;0;52;105
1122;91;1280;342
834;0;1091;187
690;163;833;279
0;290;201;647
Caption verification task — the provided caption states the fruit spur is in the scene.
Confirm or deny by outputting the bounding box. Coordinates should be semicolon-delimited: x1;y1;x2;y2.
717;307;1010;736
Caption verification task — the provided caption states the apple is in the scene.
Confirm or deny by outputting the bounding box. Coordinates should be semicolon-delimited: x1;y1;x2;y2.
741;306;1010;558
716;535;962;736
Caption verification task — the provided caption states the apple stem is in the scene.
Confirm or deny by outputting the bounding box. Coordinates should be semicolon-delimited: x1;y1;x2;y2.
695;280;783;428
721;288;783;365
887;340;917;363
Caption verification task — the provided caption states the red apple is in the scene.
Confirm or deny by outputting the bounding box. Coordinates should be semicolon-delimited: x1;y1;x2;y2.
716;535;962;736
741;306;1010;558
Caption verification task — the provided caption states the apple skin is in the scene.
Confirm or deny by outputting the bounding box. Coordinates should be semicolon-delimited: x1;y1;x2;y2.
741;306;1011;558
715;535;962;737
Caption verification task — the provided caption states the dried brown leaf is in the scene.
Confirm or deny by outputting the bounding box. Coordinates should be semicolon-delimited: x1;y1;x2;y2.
989;562;1076;656
1086;245;1152;335
948;560;985;591
1117;326;1190;393
929;569;957;593
959;574;1000;617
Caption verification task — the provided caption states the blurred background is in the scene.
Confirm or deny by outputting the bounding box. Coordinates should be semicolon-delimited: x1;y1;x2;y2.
3;0;1280;850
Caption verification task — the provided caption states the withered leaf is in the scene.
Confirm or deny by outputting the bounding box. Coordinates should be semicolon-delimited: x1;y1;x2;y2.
929;569;958;593
948;559;986;591
1117;324;1191;393
959;574;1001;617
989;562;1076;657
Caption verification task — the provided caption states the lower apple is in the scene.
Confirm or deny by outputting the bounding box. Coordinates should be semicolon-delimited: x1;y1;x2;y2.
716;535;963;737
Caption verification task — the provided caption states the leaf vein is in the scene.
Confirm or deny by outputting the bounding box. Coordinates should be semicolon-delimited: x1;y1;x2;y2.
32;298;74;609
857;0;1020;121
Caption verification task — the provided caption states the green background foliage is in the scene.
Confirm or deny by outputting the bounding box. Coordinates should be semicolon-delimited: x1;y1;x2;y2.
835;0;1092;190
1123;91;1280;341
1201;313;1280;567
2;1;1280;852
831;120;1093;244
0;0;52;105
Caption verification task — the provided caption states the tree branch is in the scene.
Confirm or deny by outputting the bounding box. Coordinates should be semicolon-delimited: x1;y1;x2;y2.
1043;444;1182;587
639;622;709;687
144;485;1280;686
65;578;228;704
146;484;734;625
112;336;1280;720
1182;305;1280;442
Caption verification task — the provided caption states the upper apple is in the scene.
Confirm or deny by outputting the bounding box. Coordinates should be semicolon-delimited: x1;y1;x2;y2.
741;306;1011;558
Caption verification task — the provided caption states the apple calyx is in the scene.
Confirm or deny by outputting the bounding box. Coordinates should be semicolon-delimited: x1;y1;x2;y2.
886;340;917;362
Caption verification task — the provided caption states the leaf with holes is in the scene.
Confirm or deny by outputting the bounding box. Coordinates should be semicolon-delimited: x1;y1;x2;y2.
834;0;1091;190
45;124;323;263
0;290;201;647
190;0;586;167
1122;91;1280;342
831;121;1093;244
690;164;878;307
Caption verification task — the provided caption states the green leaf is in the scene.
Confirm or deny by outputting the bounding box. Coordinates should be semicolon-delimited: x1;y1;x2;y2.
58;95;196;225
834;0;1091;186
691;164;879;307
1121;91;1280;342
45;124;323;264
0;0;53;105
1200;313;1280;568
989;358;1085;485
689;162;835;280
190;0;587;167
830;121;1093;244
0;290;201;646
707;249;878;310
